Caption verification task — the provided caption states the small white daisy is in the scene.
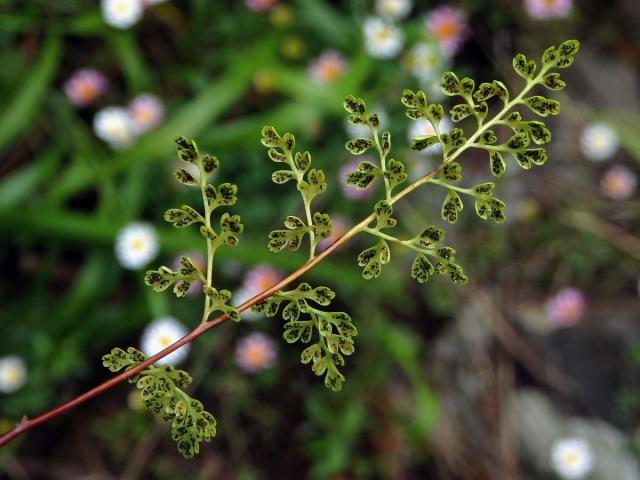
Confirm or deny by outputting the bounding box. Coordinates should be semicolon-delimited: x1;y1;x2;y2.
93;106;137;150
101;0;144;29
407;117;451;155
0;356;27;394
140;317;190;365
404;42;445;82
128;94;165;134
375;0;412;21
579;122;619;161
115;222;159;270
550;437;594;480
363;17;404;59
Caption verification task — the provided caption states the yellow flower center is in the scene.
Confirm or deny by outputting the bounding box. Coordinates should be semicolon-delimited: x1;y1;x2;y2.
77;83;97;102
245;345;267;366
130;237;145;252
2;366;21;384
115;2;128;14
435;20;458;41
562;450;579;466
320;62;341;82
134;108;154;125
375;28;392;43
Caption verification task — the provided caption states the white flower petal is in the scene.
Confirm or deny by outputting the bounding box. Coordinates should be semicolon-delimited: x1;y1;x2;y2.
140;317;190;365
579;122;619;161
375;0;412;21
94;106;137;149
115;222;159;270
0;356;27;394
102;0;144;29
551;437;594;480
363;17;404;59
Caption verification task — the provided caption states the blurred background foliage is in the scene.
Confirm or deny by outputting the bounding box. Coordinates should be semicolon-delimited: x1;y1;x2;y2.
0;0;639;478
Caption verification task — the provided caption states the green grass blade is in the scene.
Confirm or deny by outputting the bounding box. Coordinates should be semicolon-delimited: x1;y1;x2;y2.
0;34;61;153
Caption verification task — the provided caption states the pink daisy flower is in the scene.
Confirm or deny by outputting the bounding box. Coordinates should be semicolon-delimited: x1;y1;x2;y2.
318;215;350;252
128;94;164;134
523;0;572;20
425;6;468;56
600;165;637;201
171;252;206;297
235;333;277;373
545;288;586;328
309;50;347;85
64;69;107;107
243;264;284;295
245;0;277;12
340;159;378;200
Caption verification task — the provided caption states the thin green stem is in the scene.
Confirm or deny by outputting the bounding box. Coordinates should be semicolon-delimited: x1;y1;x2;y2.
471;144;506;151
427;178;474;197
303;196;315;260
371;127;391;202
363;227;400;243
200;167;214;323
286;150;316;260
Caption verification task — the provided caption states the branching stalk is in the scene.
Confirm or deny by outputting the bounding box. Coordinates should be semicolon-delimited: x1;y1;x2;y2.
0;39;580;448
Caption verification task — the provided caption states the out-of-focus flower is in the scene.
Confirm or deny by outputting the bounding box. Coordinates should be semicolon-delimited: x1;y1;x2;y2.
407;117;451;155
64;69;107;107
579;123;619;161
309;50;347;85
141;317;190;365
318;215;350;251
115;222;159;270
253;70;275;95
513;198;541;221
232;264;284;321
600;164;637;201
0;356;27;394
550;437;593;480
524;0;572;20
235;333;277;373
243;264;284;294
270;4;293;27
340;160;377;200
102;0;144;29
403;42;445;82
281;35;305;60
128;94;164;135
363;17;404;59
127;389;145;411
375;0;412;21
425;6;468;56
545;288;586;328
93;106;137;149
245;0;277;12
232;287;261;321
172;252;206;296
